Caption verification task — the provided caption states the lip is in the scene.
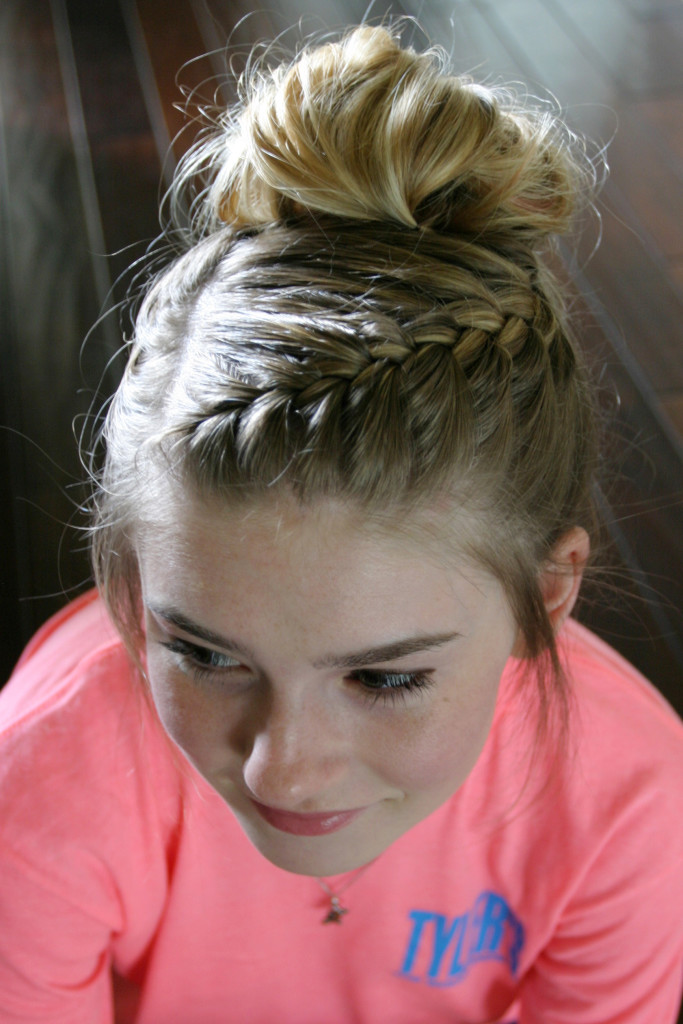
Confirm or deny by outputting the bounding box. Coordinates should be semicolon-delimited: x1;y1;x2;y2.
250;800;367;836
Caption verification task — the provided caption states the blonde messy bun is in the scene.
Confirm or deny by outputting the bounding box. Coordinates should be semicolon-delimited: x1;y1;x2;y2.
176;25;588;241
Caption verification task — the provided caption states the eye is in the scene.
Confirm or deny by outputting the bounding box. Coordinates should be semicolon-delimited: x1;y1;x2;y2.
158;637;242;681
350;669;435;706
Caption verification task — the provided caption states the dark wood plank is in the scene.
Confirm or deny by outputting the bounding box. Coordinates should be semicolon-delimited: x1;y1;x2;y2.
134;0;216;163
553;260;683;707
597;102;683;259
476;0;683;265
662;394;683;437
575;212;683;393
543;0;683;97
621;0;683;18
416;0;529;82
0;0;105;661
65;0;162;303
634;95;683;169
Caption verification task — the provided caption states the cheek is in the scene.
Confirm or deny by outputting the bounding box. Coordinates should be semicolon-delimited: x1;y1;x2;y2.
151;685;193;745
146;660;223;769
376;669;504;796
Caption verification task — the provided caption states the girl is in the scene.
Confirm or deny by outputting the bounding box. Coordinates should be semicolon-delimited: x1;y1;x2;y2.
1;24;682;1024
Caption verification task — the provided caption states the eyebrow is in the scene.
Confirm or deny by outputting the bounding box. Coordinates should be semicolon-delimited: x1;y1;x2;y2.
147;604;460;668
313;633;460;669
147;605;257;662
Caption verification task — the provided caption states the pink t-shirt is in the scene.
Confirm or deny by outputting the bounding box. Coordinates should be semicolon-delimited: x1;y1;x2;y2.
1;590;682;1023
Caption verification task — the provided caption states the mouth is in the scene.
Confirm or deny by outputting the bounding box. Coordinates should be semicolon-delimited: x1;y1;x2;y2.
250;800;367;836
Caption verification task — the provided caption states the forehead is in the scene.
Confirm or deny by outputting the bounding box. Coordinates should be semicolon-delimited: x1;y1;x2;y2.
137;476;478;572
134;481;505;634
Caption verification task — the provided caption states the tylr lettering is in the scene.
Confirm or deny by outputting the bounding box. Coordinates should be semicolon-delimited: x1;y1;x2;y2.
397;891;525;987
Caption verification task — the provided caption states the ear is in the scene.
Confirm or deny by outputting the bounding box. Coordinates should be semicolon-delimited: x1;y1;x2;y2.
540;526;590;634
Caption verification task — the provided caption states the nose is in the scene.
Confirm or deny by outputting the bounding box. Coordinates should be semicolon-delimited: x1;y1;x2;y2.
240;687;348;810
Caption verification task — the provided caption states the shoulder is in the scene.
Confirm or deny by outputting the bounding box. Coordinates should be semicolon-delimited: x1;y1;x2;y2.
1;591;143;772
507;623;683;1017
0;594;185;1014
560;618;683;777
475;620;683;886
0;591;182;866
486;619;683;816
536;620;683;884
2;589;125;722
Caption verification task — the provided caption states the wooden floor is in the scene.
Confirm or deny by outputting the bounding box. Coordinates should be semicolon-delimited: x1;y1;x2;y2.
1;0;682;719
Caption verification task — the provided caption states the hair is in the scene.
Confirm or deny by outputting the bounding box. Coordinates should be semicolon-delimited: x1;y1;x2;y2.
90;24;600;738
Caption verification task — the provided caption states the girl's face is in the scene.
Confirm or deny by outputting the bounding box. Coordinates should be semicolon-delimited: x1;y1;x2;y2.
138;486;519;877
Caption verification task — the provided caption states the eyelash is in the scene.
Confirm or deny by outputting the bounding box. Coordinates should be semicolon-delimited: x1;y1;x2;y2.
158;639;435;705
352;669;434;706
159;638;240;680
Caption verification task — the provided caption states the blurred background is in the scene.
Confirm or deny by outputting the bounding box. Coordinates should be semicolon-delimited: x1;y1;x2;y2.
1;0;682;721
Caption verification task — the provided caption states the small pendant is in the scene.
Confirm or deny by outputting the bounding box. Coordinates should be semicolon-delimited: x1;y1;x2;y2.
323;896;348;924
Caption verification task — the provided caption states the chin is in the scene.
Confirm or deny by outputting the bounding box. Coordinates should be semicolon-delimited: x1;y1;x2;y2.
238;816;384;877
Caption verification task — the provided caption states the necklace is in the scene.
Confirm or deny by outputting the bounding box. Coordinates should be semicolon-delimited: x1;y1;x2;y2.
316;860;375;924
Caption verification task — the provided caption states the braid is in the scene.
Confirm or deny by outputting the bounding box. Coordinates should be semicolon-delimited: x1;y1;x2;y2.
133;219;570;516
